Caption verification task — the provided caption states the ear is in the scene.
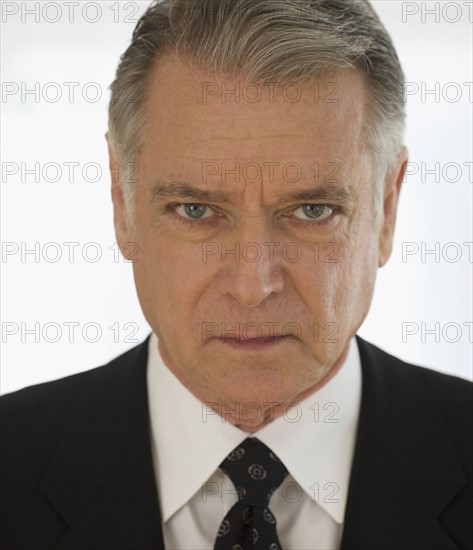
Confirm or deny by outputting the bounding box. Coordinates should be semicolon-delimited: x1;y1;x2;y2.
378;146;408;267
106;132;133;258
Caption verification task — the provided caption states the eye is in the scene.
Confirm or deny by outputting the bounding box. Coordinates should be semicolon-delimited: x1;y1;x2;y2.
292;204;334;221
174;203;215;220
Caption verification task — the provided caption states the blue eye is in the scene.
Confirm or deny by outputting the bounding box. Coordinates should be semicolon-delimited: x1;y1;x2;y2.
175;203;215;219
293;205;333;221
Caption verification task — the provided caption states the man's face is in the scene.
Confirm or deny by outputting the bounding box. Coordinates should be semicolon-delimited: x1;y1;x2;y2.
110;54;404;427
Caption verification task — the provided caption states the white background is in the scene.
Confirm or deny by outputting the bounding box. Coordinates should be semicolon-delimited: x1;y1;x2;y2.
1;0;472;394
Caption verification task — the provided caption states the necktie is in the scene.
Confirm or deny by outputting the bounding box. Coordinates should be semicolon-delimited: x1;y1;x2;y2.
214;437;288;550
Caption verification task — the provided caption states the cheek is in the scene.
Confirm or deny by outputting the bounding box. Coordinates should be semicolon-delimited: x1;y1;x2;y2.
298;233;379;324
133;231;211;318
337;228;379;319
302;261;351;319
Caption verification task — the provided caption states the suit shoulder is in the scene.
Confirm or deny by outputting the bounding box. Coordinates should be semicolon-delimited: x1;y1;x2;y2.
1;339;150;404
357;335;472;399
1;363;104;407
0;338;150;431
1;339;150;479
357;336;472;479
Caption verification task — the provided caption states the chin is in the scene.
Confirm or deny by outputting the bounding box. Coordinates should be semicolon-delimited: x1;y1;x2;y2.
216;378;301;408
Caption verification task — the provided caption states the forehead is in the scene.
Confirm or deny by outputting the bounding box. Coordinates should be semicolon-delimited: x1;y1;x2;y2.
139;53;369;185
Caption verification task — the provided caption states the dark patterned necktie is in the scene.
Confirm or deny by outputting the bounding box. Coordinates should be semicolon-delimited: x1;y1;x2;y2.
214;437;288;550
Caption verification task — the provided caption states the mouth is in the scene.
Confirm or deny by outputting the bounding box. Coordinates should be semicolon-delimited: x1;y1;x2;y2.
216;335;294;350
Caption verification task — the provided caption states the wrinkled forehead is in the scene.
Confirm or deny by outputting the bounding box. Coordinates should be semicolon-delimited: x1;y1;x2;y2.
137;54;371;192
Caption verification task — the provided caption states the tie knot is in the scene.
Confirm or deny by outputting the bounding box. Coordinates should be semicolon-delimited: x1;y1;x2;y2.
220;438;288;507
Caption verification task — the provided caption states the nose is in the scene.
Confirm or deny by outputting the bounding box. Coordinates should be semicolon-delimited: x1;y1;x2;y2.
224;219;285;307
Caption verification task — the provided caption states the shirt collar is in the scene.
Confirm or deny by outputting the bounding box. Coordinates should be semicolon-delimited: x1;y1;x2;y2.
146;332;361;524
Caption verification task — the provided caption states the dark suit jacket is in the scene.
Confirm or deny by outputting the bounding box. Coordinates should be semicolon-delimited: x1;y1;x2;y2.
1;335;472;549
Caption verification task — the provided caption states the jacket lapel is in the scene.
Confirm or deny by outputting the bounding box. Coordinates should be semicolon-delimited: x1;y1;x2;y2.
40;335;165;550
340;337;467;549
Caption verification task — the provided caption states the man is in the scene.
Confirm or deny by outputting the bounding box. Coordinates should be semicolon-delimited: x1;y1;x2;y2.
1;0;471;548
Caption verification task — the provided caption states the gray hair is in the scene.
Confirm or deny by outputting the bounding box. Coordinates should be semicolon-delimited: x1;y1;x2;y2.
108;0;406;218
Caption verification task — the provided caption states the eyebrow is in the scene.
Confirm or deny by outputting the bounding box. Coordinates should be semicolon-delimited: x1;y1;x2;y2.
149;181;357;204
150;182;231;203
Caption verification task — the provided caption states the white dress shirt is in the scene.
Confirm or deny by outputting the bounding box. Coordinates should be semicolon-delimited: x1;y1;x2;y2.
146;332;362;550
